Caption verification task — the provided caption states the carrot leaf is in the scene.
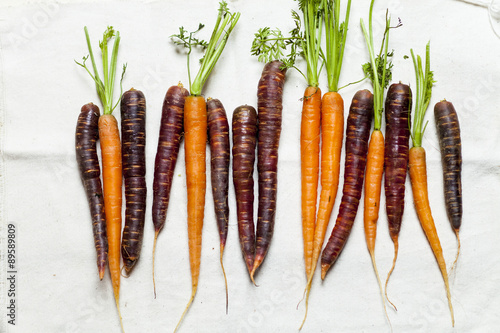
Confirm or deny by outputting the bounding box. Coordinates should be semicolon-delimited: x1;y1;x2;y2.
172;1;240;96
250;10;302;71
75;26;126;115
410;41;435;147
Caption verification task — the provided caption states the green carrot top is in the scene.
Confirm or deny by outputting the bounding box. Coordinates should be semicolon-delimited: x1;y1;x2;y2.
298;0;323;87
360;0;400;130
75;26;126;115
411;42;435;147
324;0;351;92
171;1;240;96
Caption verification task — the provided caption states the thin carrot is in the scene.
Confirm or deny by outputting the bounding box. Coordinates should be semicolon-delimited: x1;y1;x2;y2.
75;103;108;280
410;42;454;326
232;105;258;276
207;98;230;313
300;0;351;329
249;8;302;284
121;88;147;275
434;100;462;271
250;60;287;283
359;1;400;322
301;86;321;277
75;25;127;331
152;84;189;298
383;83;412;308
170;3;240;331
298;0;323;278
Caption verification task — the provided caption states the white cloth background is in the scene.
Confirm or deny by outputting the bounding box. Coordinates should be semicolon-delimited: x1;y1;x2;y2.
0;0;499;332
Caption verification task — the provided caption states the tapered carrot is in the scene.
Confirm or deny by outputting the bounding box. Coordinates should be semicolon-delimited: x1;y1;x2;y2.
99;113;123;299
250;60;287;283
410;42;454;326
121;88;147;275
301;86;321;277
181;95;207;326
75;26;127;331
320;89;373;278
434;100;462;271
297;0;323;278
152;84;189;297
232;105;258;275
207;98;230;313
300;0;351;328
171;3;240;331
384;83;412;308
75;103;108;280
359;1;399;322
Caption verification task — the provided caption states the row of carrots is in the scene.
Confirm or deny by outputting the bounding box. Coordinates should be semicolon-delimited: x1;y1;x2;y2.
74;1;462;332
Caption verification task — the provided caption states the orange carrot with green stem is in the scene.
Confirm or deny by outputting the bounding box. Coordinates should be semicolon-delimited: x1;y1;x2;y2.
359;1;401;324
300;0;351;329
170;2;240;331
409;42;454;326
75;26;127;332
298;0;323;279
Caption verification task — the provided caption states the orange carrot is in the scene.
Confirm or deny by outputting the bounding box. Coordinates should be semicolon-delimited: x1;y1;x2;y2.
99;114;122;302
176;95;207;328
301;86;321;277
171;4;239;331
297;0;323;281
410;42;454;326
300;0;351;329
363;129;387;319
359;1;400;323
75;26;127;331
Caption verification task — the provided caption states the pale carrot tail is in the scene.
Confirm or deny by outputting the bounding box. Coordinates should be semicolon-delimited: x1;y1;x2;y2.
369;249;392;331
220;244;229;314
114;293;125;333
450;230;461;274
174;287;197;333
299;271;314;330
385;238;399;311
152;230;159;299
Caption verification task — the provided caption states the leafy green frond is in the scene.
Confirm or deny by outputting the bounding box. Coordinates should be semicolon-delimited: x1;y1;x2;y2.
170;25;208;51
251;10;303;70
361;50;394;89
76;26;126;115
173;1;240;96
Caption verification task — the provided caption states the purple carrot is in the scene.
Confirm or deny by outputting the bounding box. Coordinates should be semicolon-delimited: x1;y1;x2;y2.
207;98;230;312
152;84;189;297
232;105;258;276
120;88;147;275
250;60;287;284
434;100;462;269
76;102;108;280
321;89;373;279
383;83;412;306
